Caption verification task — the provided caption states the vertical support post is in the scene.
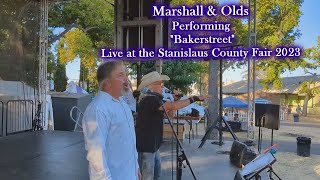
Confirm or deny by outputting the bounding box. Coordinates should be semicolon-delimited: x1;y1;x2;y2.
155;22;163;73
115;0;124;49
155;0;163;74
219;58;223;146
38;0;48;127
247;0;257;140
114;0;118;48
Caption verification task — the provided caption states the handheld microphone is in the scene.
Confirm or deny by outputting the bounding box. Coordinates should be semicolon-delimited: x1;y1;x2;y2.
132;90;140;98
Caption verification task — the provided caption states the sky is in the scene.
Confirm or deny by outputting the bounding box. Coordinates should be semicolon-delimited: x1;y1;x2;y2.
53;0;320;83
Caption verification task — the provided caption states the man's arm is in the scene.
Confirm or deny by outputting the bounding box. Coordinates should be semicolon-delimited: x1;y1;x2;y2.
83;108;112;180
160;96;207;111
161;99;191;111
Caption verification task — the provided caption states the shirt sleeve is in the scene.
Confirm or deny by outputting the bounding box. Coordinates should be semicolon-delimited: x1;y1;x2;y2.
83;107;112;180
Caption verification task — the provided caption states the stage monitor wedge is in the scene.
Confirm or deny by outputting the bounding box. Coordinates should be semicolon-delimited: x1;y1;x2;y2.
255;104;280;130
230;140;257;168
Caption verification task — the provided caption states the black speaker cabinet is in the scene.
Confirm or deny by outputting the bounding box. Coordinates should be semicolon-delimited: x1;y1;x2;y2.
230;140;257;168
255;104;280;130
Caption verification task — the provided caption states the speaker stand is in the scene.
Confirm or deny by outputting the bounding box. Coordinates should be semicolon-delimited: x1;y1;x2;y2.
267;165;281;180
271;129;274;147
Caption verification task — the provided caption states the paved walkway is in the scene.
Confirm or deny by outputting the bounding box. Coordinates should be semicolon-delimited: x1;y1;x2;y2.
156;120;320;179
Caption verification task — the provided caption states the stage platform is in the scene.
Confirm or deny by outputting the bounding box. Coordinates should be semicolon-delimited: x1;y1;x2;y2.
0;131;89;180
0;131;241;180
0;131;278;180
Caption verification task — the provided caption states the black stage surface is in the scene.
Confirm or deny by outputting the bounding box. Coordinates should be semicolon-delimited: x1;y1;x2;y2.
0;131;89;180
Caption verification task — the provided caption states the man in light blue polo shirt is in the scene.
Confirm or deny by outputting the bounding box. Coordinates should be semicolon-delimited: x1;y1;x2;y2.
82;61;140;180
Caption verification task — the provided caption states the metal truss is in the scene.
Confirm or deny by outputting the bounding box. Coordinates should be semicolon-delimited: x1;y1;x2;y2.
247;0;257;140
38;0;48;124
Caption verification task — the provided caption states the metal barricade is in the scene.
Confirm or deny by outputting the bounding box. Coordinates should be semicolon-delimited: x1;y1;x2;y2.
69;106;83;132
6;100;34;135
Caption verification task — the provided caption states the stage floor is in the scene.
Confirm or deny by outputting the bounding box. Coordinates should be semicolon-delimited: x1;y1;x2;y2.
0;130;288;180
0;131;89;180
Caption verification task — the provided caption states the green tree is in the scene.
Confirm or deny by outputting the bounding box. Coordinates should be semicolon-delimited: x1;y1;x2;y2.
299;35;320;116
47;51;56;80
162;61;206;93
49;0;114;47
238;0;307;89
54;62;68;92
304;35;320;71
0;0;41;88
49;0;114;90
128;61;206;94
57;28;97;89
298;80;320;116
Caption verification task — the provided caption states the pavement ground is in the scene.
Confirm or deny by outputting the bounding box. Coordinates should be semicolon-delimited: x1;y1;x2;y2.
158;118;320;180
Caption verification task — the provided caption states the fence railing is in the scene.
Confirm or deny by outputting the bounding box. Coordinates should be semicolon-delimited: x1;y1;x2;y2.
279;110;285;121
6;100;34;135
225;110;285;122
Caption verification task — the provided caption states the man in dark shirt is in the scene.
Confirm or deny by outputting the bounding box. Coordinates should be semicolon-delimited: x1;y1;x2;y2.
135;71;206;180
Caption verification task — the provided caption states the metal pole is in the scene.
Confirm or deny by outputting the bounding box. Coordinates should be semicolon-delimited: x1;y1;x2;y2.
247;0;257;140
38;0;48;127
219;58;223;146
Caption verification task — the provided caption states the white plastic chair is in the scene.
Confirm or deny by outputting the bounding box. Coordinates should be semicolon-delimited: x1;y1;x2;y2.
70;106;83;132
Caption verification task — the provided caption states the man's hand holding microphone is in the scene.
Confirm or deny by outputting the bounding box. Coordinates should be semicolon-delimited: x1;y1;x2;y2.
188;95;208;103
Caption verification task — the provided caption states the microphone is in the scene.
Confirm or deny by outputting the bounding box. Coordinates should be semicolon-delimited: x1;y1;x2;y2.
132;90;140;98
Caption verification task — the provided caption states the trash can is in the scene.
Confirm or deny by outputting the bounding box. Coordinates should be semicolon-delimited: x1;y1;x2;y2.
297;137;311;157
293;114;299;122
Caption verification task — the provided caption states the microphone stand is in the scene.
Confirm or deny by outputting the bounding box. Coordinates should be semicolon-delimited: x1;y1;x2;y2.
198;58;228;148
161;101;197;180
176;109;179;180
198;44;243;148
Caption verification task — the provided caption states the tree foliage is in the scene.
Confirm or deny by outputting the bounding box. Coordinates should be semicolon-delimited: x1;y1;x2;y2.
162;61;207;93
128;61;206;94
49;0;114;90
49;0;114;47
239;0;306;89
298;80;320;116
0;0;40;88
304;35;320;71
57;28;97;88
172;0;308;91
298;80;320;98
54;62;68;92
48;0;312;94
297;35;320;116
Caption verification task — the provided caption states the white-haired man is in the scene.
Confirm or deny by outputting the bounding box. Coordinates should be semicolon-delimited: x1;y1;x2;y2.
135;71;207;180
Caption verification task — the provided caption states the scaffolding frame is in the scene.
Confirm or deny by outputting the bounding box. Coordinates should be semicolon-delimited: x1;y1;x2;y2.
247;0;257;140
114;0;165;74
38;0;49;124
